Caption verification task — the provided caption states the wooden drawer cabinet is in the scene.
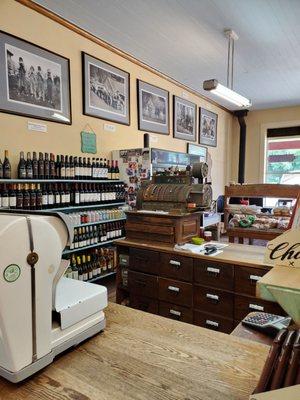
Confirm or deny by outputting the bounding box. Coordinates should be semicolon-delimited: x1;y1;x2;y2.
128;271;158;298
194;260;234;291
129;294;158;314
194;285;234;318
129;248;159;275
234;295;285;321
159;301;193;323
194;311;233;334
159;253;193;282
235;266;268;296
158;278;193;307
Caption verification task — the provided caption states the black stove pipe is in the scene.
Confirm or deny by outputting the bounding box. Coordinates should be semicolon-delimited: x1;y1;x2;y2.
234;110;248;184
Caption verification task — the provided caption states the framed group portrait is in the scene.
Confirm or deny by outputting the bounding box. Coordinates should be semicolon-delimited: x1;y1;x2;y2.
173;95;197;141
199;108;218;147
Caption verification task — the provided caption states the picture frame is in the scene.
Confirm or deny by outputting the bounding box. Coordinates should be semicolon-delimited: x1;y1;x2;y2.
173;95;197;142
82;52;130;125
137;79;169;135
199;108;218;147
0;30;71;124
187;143;207;162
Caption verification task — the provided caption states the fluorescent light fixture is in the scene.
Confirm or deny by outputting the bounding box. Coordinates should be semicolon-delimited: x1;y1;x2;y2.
203;79;252;108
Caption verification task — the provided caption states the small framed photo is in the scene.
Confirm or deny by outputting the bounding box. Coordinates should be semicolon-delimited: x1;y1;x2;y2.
82;52;130;125
187;143;207;162
199;108;218;147
137;80;169;135
0;30;71;124
173;96;197;142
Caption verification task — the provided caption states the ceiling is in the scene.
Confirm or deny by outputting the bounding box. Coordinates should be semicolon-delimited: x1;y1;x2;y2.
33;0;300;110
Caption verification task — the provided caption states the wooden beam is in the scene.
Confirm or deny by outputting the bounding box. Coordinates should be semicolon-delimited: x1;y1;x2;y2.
16;0;232;114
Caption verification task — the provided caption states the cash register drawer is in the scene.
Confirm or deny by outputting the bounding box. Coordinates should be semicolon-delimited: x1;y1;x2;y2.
159;253;193;282
234;295;285;320
194;285;234;318
235;266;268;296
129;294;158;315
158;278;193;307
194;311;233;334
194;260;234;291
128;271;158;298
159;301;193;323
129;248;160;275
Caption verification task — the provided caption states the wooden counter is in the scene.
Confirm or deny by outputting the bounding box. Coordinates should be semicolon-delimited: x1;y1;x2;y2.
0;303;269;400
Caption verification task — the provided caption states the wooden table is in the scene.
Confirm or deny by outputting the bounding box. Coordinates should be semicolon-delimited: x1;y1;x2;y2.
0;303;269;400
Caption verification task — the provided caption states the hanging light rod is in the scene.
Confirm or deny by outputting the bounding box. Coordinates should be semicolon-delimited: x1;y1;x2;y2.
203;29;252;108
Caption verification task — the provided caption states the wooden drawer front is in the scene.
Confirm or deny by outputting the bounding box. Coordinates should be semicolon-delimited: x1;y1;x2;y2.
159;253;193;282
234;295;285;321
129;248;160;275
158;278;193;307
159;301;193;323
235;266;268;296
128;271;158;298
194;311;233;334
194;285;234;318
129;294;158;314
194;260;234;291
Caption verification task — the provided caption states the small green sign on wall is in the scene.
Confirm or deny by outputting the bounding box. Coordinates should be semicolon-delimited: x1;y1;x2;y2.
81;130;97;154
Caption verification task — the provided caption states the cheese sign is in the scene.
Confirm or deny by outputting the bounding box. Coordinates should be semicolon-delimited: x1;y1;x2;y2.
264;228;300;268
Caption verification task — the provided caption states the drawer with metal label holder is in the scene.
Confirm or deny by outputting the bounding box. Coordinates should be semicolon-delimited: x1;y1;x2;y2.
194;285;234;318
158;277;193;307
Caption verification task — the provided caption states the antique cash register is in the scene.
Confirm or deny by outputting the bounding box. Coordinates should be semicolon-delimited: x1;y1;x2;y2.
125;162;212;244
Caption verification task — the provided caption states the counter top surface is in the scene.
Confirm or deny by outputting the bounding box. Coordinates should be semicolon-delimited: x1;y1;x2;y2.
0;303;269;400
116;238;268;268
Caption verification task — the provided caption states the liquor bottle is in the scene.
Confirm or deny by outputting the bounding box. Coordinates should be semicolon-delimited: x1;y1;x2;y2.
87;255;93;280
16;184;23;209
23;184;30;210
50;153;56;179
29;183;37;210
100;248;107;272
115;160;120;180
69;156;75;179
32;152;38;179
18;151;26;179
38;152;44;179
60;155;66;179
82;255;88;281
0;158;3;179
9;184;17;209
26;152;33;179
65;155;70;179
111;160;115;180
44;153;50;179
73;228;78;249
77;256;83;281
107;159;111;180
36;184;42;210
3;150;11;179
2;184;9;208
71;256;79;280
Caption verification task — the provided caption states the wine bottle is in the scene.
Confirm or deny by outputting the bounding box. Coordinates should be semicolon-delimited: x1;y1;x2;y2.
87;157;92;179
74;157;80;179
26;152;33;179
0;158;3;179
60;155;66;179
111;160;115;180
32;152;38;179
2;184;9;208
3;150;11;179
18;151;26;179
50;153;56;179
65;155;70;179
16;184;23;209
36;184;42;210
44;153;50;179
9;184;16;209
38;152;44;179
115;160;120;180
69;156;75;179
107;159;111;180
42;184;48;209
48;184;54;209
55;155;60;178
23;184;30;210
30;183;37;210
103;158;108;180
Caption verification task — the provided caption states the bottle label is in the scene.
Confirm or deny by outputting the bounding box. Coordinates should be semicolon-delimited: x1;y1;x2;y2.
48;195;54;205
2;197;9;207
42;195;48;205
65;167;70;178
9;196;16;207
75;193;80;204
60;167;66;178
75;166;80;177
55;194;60;203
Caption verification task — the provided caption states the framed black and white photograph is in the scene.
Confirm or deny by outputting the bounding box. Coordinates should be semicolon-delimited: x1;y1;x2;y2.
137;80;169;135
0;31;71;124
82;52;130;125
199;108;218;147
173;95;197;141
187;143;207;162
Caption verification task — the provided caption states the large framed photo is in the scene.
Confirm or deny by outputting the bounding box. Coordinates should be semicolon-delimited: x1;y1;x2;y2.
187;143;207;162
173;95;197;141
0;31;71;124
137;80;169;135
199;108;218;147
82;52;130;125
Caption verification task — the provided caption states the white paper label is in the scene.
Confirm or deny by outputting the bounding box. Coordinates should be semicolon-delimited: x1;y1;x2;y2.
28;121;47;133
104;123;116;132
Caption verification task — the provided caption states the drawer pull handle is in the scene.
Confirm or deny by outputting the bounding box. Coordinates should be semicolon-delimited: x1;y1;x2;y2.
169;260;181;267
170;309;181;317
168;285;180;293
249;275;262;282
249;303;264;311
206;293;219;302
206;319;219;328
206;267;220;275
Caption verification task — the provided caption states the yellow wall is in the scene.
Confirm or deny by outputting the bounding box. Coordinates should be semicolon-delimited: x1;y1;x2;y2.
231;105;300;183
0;0;234;197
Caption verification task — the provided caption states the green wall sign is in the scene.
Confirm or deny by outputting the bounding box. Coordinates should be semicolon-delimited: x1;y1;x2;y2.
81;131;97;154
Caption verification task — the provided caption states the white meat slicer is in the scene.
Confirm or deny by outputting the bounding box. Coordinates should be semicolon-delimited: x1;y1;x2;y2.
0;213;107;383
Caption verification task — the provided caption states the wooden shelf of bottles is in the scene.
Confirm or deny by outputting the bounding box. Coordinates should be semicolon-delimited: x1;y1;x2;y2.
63;237;126;255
